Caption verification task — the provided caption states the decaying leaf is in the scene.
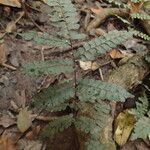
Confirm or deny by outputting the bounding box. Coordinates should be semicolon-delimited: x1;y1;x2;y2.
0;0;21;8
114;109;136;146
0;114;16;128
0;136;17;150
79;60;99;71
17;107;32;133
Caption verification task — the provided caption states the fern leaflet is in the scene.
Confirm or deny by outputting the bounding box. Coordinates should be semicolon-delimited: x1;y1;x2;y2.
45;0;86;40
23;59;74;76
75;30;134;61
132;94;149;119
33;79;75;109
77;78;133;102
75;116;101;138
20;31;70;48
132;117;150;140
42;114;74;138
85;139;109;150
131;13;150;20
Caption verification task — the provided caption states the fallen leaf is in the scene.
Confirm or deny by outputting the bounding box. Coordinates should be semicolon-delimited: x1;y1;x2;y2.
17;107;32;133
0;136;17;150
109;49;133;59
79;60;99;71
0;0;21;8
0;114;16;128
114;109;136;146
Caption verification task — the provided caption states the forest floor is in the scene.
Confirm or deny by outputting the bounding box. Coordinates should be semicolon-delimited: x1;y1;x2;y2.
0;0;150;150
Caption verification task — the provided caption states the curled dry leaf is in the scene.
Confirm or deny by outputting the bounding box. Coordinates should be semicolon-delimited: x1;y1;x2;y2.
17;107;32;133
114;109;136;146
79;60;99;71
0;0;21;8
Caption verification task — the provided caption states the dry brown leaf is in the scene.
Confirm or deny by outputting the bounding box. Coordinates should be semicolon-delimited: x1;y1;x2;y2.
79;60;99;71
114;110;136;146
0;115;16;128
0;0;21;8
0;136;17;150
17;107;32;133
109;49;134;59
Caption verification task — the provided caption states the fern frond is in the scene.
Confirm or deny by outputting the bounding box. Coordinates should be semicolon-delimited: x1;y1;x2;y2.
132;94;149;119
129;28;150;40
45;0;86;40
132;117;150;140
20;31;70;48
23;59;74;76
77;78;133;102
32;79;75;109
93;101;111;128
42;114;74;138
75;116;101;138
75;30;134;61
131;13;150;20
85;139;108;150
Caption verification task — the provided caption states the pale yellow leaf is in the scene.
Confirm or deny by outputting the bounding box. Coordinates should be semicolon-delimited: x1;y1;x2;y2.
79;60;99;71
17;107;32;133
114;109;136;146
0;0;21;8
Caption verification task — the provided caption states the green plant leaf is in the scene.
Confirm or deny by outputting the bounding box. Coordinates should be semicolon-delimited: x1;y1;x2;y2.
75;30;134;61
23;59;74;76
33;79;75;109
77;78;133;102
42;114;74;138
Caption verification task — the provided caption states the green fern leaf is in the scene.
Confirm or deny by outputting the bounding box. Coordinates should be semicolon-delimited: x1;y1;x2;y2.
129;28;150;40
131;13;150;20
132;117;150;140
42;114;74;138
23;59;74;76
93;101;111;128
45;0;86;40
75;116;101;137
85;139;108;150
33;79;75;109
20;31;70;48
75;30;134;61
132;94;149;119
77;78;133;102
